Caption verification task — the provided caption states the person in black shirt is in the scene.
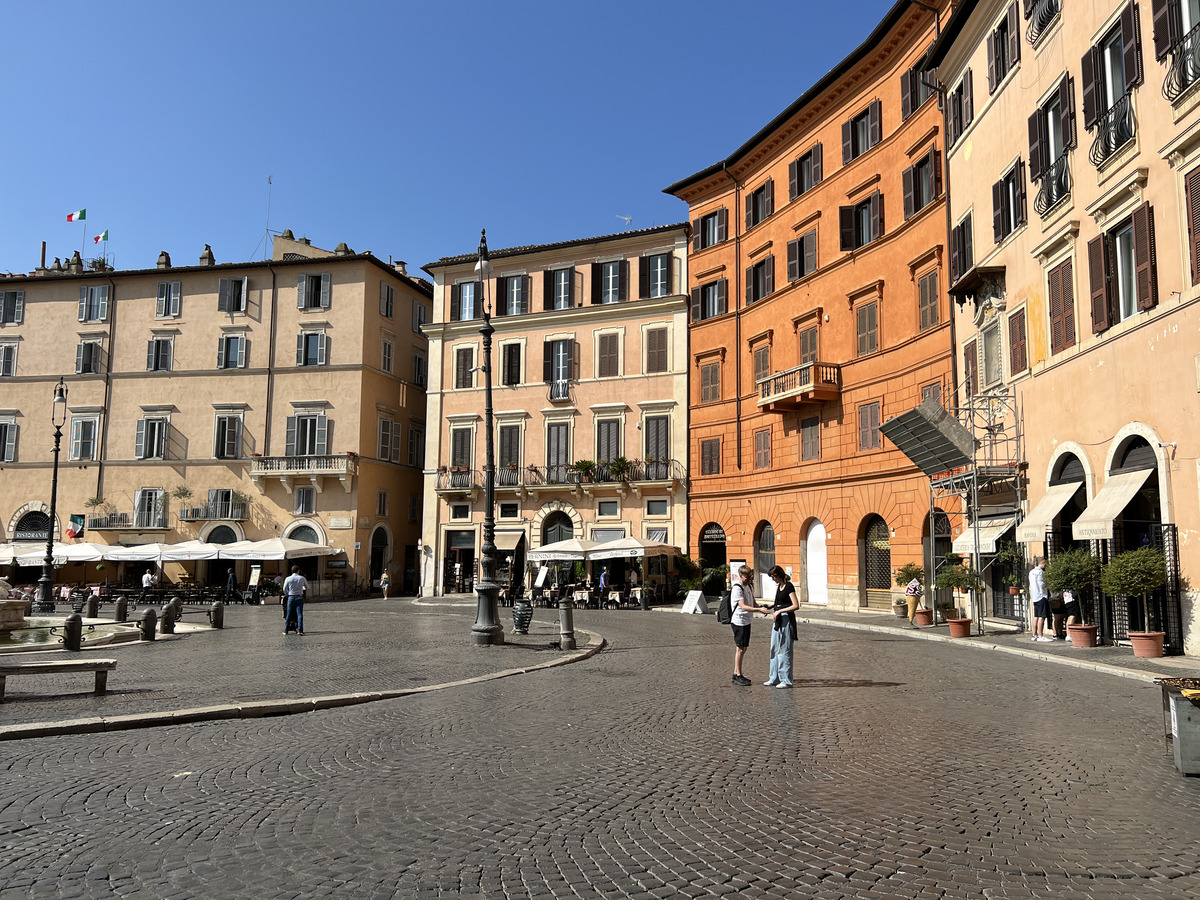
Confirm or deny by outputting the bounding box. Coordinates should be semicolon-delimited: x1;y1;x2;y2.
764;565;799;688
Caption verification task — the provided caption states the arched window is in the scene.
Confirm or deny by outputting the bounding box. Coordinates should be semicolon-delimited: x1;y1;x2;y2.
1116;436;1156;472
14;511;51;541
861;515;892;609
542;511;573;545
289;525;319;543
208;525;238;544
754;521;776;575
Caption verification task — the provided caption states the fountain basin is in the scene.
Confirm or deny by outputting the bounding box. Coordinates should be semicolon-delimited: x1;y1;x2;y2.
0;598;27;631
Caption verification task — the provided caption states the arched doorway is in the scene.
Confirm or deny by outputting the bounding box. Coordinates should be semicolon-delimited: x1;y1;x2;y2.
753;521;776;598
370;527;389;585
698;522;728;597
859;515;891;609
1049;453;1087;552
13;511;54;583
805;519;828;605
286;524;321;581
201;524;240;584
1112;437;1159;552
542;511;573;545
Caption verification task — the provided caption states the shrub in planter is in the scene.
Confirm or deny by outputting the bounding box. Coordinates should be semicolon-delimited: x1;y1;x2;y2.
1101;547;1167;655
1045;548;1100;605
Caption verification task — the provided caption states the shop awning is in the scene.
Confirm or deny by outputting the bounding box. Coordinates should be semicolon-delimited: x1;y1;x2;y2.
1072;468;1153;540
951;516;1016;555
1016;481;1084;542
494;532;525;551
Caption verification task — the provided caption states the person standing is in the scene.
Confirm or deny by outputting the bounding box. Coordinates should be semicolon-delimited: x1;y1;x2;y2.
730;565;768;686
380;569;391;600
1028;557;1053;642
225;567;238;605
1059;588;1082;638
282;565;308;635
764;565;799;688
141;567;156;590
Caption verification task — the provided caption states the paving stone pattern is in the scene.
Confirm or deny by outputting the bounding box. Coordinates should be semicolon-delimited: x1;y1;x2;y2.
3;605;1200;899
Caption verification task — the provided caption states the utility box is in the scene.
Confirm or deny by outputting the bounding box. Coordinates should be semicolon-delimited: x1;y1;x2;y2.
1158;678;1200;775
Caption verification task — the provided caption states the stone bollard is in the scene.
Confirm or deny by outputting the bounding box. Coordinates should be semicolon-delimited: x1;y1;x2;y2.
62;613;83;652
85;595;100;619
209;600;224;629
169;596;183;620
138;607;157;641
639;589;649;611
159;601;176;634
557;596;577;651
115;595;128;623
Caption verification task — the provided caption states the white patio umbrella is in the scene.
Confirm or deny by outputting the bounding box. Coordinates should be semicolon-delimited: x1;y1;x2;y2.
160;540;222;561
526;538;600;562
14;542;109;566
586;536;680;560
103;542;174;563
0;544;17;565
218;538;341;560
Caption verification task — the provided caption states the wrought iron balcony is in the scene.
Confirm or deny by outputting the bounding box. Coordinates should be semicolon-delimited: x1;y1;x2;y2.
178;502;248;522
1034;150;1071;217
757;362;842;411
86;513;131;531
1088;93;1135;168
1025;0;1060;45
1164;23;1200;103
250;453;357;493
87;511;168;531
435;468;481;492
548;380;572;403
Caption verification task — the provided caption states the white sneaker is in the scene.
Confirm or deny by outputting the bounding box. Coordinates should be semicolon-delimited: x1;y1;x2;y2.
775;682;792;689
763;680;778;686
1037;636;1056;642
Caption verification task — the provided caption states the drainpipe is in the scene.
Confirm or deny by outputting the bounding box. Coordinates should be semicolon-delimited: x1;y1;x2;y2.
95;273;118;502
722;162;744;469
264;266;278;454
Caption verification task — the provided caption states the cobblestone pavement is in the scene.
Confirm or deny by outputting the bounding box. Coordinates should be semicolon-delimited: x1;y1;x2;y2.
3;605;1200;899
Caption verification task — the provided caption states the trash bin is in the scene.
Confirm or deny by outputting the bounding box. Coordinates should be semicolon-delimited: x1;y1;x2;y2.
1156;678;1200;775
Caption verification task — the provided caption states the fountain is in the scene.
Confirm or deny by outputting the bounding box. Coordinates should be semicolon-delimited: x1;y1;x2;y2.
0;579;27;632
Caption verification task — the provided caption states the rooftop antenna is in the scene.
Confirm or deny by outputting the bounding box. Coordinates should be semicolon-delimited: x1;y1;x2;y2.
615;215;633;230
250;175;280;260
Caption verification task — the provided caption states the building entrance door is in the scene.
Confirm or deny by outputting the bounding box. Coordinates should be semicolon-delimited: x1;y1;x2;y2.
805;519;828;605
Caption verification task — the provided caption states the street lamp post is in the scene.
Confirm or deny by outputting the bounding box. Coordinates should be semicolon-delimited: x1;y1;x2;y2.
36;378;69;613
471;229;504;645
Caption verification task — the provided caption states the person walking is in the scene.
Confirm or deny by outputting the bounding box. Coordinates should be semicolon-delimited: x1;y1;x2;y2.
1028;557;1053;642
764;565;799;688
730;565;768;686
380;570;391;600
225;567;238;605
141;567;156;590
282;565;308;635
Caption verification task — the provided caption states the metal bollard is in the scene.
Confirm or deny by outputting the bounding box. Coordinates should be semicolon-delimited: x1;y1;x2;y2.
159;602;176;634
115;595;128;623
138;607;157;641
557;596;577;651
209;600;224;629
62;613;83;652
169;596;183;620
639;589;649;611
85;595;100;619
512;598;533;635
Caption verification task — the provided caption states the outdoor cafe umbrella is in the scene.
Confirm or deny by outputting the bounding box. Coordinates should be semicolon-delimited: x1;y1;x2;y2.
14;541;109;566
0;544;16;566
102;542;174;564
525;538;599;562
160;540;222;561
217;538;341;560
586;536;679;560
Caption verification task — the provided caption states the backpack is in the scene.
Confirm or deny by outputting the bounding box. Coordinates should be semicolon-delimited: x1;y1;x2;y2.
716;588;734;625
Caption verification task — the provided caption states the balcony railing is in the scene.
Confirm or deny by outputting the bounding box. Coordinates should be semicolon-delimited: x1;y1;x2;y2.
1034;150;1071;216
757;362;842;409
1025;0;1060;45
548;380;571;403
251;454;356;477
87;511;169;530
178;502;248;522
514;460;687;489
1088;93;1135;167
87;513;131;531
435;468;481;491
1164;22;1200;103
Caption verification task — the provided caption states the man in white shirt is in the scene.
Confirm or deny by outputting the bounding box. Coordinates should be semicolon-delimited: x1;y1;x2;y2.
141;568;156;590
1028;557;1053;642
282;566;309;635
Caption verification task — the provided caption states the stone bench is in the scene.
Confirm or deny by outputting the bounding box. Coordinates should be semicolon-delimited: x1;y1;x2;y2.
0;659;117;701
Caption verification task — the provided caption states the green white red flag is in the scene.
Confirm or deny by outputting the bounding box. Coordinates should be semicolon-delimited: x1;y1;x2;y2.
65;515;85;538
94;230;109;244
66;209;86;222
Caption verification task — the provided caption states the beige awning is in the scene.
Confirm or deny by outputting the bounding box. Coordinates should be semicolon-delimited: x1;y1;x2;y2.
1016;481;1084;542
1072;469;1153;540
951;517;1016;555
494;531;525;551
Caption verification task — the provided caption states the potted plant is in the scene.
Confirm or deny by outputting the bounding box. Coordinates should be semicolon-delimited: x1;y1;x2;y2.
1045;548;1102;648
84;495;105;509
894;562;924;619
572;459;595;482
892;596;909;617
995;540;1025;594
935;559;982;636
171;485;193;501
1101;547;1168;657
608;455;632;481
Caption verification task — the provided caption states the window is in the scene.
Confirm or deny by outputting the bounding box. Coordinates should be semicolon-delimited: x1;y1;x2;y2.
70;417;97;461
218;277;248;313
901;64;934;121
0;290;24;325
987;2;1021;94
597;419;620;462
499;502;519;519
450;504;470;520
644;415;669;467
546;422;570;482
856;301;878;357
753;345;771;384
788;144;823;200
378;418;400;462
700;362;720;403
980;323;1001;387
691;278;728;322
413;350;428;387
799;326;818;364
1088;203;1158;331
0;343;15;377
545;268;574;310
286;414;329;457
754;428;771;469
412;300;429;332
1081;5;1142;164
839;191;884;251
543;339;576;400
410;495;421;522
700;438;720;475
296;331;327;366
745;179;774;228
918;271;939;331
921;382;942;405
801;416;820;461
76;340;103;375
450;281;479;321
295;486;315;516
377;491;388;517
501;343;521;386
641;254;672;299
842;100;882;163
147;338;172;372
213;415;242;459
858;402;881;451
455;347;474;389
1187;166;1200;284
134;488;166;529
450;428;472;468
645;328;668;374
745;256;775;304
964;340;979;399
1025;0;1062;45
692;209;728;251
946;70;975;146
1048;257;1077;353
992;159;1027;242
598;333;620;378
136;417;170;460
499;424;521;469
951;213;974;283
156;281;181;318
593;261;626;305
787;231;817;281
381;338;393;374
903;146;941;220
647;499;668;517
297;273;331;310
408;425;425;468
597;500;619;518
1156;0;1200;99
1029;76;1075;214
499;275;530;316
1008;309;1028;375
379;283;394;318
0;420;15;462
217;334;247;369
77;285;109;322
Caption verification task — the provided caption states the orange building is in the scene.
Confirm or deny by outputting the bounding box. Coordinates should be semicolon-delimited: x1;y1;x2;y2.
665;0;956;607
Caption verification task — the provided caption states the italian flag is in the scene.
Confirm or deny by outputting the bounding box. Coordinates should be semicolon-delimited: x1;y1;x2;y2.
65;515;85;539
66;209;86;222
94;230;109;244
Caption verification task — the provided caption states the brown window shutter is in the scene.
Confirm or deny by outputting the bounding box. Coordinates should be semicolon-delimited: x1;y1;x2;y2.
930;145;942;198
1152;0;1178;61
763;255;774;295
1015;160;1027;227
745;265;756;303
764;178;774;217
1133;202;1159;311
692;218;701;252
591;263;602;304
716;208;727;242
638;256;649;299
870;191;883;242
842;119;853;163
618;259;629;302
1061;259;1076;348
1187;167;1200;283
716;278;727;315
902;165;915;220
993;179;1006;242
1088;234;1111;333
1121;2;1143;91
803;230;817;275
787;239;800;282
789;158;799;200
868;99;882;148
963;213;973;270
1008;309;1027;375
1028;110;1044;182
1081;48;1098;129
812;143;823;183
901;68;913;120
951;223;962;281
599;334;618;377
1008;2;1021;65
840;205;855;251
450;283;461;321
1048;262;1065;354
987;29;997;93
1061;76;1075;149
691;287;702;322
964;340;978;398
474;282;484;319
543;341;553;383
964;69;974;126
571;340;580;381
801;326;818;364
521;275;531;314
745;193;754;230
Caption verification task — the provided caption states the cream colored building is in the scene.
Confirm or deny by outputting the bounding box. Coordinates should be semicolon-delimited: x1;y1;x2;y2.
927;0;1200;653
420;225;689;596
0;233;430;593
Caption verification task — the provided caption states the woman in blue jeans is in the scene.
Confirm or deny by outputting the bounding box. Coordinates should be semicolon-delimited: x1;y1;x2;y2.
764;565;799;688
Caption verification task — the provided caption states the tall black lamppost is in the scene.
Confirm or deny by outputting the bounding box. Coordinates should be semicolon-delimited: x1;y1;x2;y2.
36;378;69;611
471;229;504;645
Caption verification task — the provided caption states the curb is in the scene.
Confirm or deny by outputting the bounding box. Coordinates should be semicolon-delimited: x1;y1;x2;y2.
0;628;607;742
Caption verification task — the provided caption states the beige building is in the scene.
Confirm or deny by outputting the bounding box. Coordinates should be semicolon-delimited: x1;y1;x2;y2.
0;233;431;593
420;225;689;596
927;0;1200;653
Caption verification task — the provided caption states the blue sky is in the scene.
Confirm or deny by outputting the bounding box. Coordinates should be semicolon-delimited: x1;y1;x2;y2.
2;0;896;276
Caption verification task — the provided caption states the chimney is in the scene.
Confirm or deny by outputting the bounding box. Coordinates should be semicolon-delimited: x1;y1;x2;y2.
298;237;311;246
393;260;407;276
52;257;62;273
280;229;294;240
199;244;215;266
40;241;46;269
157;251;172;269
334;242;353;256
69;251;83;274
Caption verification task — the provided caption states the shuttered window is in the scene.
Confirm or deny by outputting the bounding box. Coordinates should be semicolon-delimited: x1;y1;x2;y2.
598;333;620;378
1088;202;1158;333
901;64;934;120
692;209;728;251
592;261;628;305
544;268;574;310
964;340;978;399
596;419;619;462
691;279;728;322
450;282;482;321
499;425;520;468
455;347;474;389
546;423;569;468
1047;257;1076;354
839;191;883;251
645;327;668;374
745;256;775;303
0;290;24;325
799;326;818;364
644;415;669;462
951;214;974;283
919;271;939;331
992;160;1027;243
946;70;974;146
1188;166;1200;285
858;402;881;451
856;302;878;357
218;277;247;313
297;273;331;310
754;428;771;470
787;230;817;281
788;144;823;199
156;281;181;318
147;339;172;372
753;346;770;384
700;438;720;475
501;344;521;386
214;415;241;460
841;100;882;163
70;417;97;461
379;282;394;318
499;275;531;316
986;2;1021;94
1008;309;1028;375
902;145;941;220
639;254;672;299
408;425;425;468
450;428;472;468
700;362;719;403
745;179;774;228
286;415;328;457
801;416;820;461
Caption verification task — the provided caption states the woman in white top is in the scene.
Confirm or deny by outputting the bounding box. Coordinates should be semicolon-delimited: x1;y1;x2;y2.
730;564;768;686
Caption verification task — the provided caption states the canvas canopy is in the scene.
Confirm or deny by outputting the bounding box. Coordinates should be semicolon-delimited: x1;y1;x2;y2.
586;536;680;560
526;538;599;562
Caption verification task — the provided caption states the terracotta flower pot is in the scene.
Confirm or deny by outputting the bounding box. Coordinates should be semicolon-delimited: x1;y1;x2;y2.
947;617;972;638
913;608;934;627
1128;630;1165;658
1067;623;1098;648
893;605;908;617
1008;586;1021;595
